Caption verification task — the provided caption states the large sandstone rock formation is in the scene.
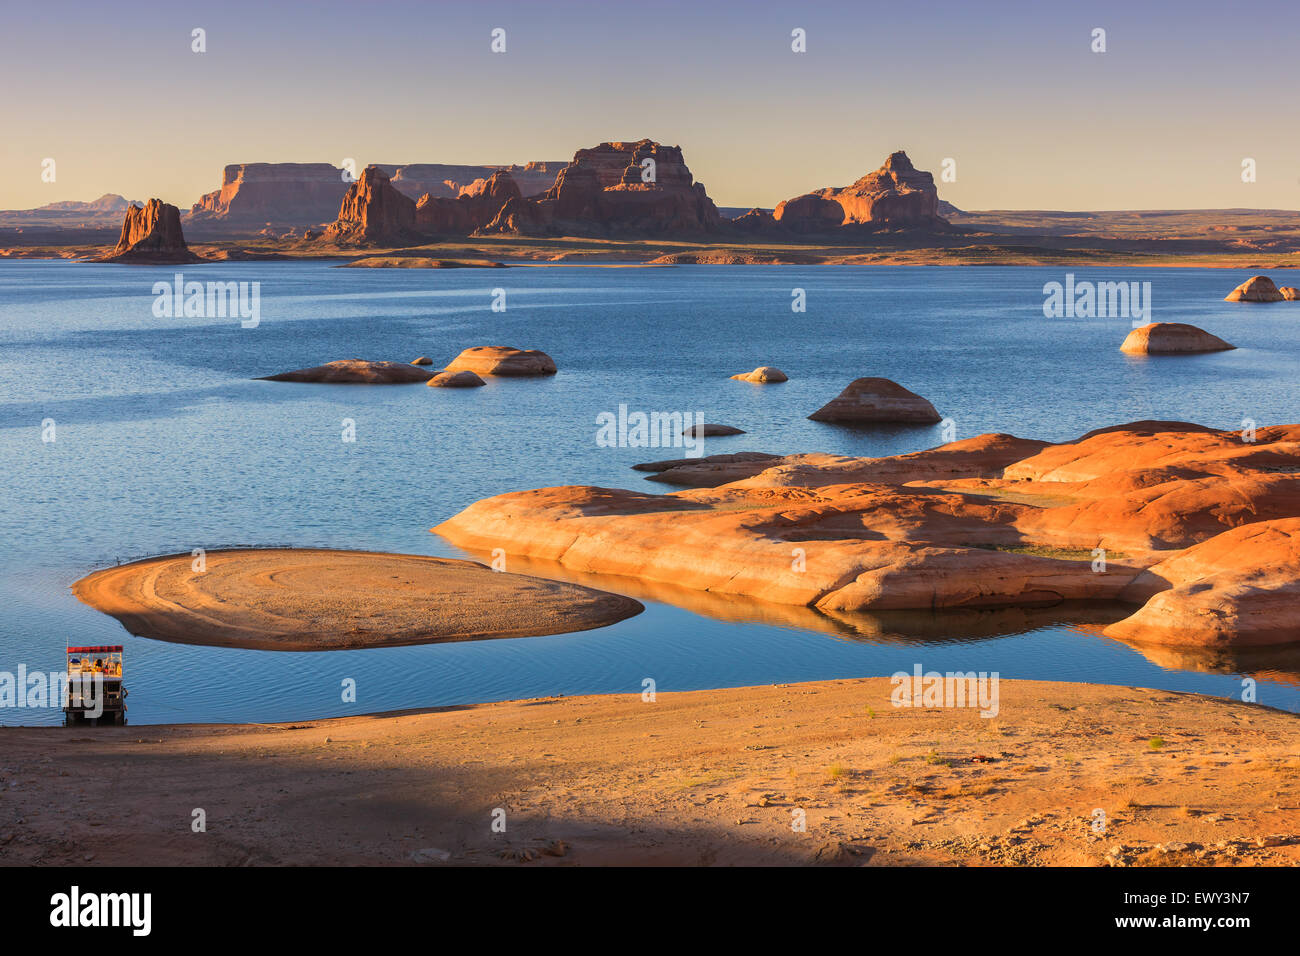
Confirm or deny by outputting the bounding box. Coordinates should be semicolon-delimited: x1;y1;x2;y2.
435;421;1300;648
415;171;522;235
482;139;721;237
322;167;418;245
1225;275;1285;302
100;199;199;263
774;151;946;232
1120;323;1235;354
808;378;942;424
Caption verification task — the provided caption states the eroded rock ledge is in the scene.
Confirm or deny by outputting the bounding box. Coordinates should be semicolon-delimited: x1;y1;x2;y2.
436;422;1300;648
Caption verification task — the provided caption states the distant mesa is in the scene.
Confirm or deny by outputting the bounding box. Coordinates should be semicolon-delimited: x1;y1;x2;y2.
445;346;557;377
1120;323;1235;355
683;423;745;437
187;160;564;228
730;366;788;383
808;378;942;424
481;139;722;238
773;151;948;233
258;360;436;384
427;370;486;388
1225;275;1285;302
99;199;200;263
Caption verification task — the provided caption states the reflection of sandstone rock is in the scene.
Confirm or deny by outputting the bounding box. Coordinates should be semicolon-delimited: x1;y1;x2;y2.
1120;323;1235;354
1225;275;1284;302
323;167;417;245
1106;519;1300;647
101;199;199;263
683;424;744;437
445;346;556;377
482;139;721;237
436;420;1300;647
258;360;435;384
774;151;946;233
808;378;941;424
427;370;485;388
415;171;521;235
731;366;788;383
1280;286;1300;301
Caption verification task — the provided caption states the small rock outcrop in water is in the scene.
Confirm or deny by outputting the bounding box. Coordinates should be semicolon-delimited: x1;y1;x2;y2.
258;360;435;384
323;167;418;245
774;151;947;233
1225;275;1285;302
808;378;942;424
634;451;782;487
427;370;486;388
100;199;199;263
445;347;557;377
730;366;788;383
1280;286;1300;301
1120;323;1235;355
683;424;745;437
411;357;433;366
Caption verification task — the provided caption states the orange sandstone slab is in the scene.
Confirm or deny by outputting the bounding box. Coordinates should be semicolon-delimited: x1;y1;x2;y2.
259;360;435;384
72;549;643;651
1225;275;1284;302
445;346;556;377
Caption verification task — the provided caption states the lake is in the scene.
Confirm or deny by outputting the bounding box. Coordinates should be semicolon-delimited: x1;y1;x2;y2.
2;259;1298;724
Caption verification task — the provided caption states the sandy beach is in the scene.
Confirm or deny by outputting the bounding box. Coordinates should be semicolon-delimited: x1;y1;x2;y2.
2;678;1295;866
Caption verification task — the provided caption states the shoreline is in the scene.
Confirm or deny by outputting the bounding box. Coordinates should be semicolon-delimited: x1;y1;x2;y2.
2;677;1296;866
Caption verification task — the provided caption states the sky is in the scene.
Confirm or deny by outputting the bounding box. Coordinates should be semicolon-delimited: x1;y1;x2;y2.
4;0;1300;212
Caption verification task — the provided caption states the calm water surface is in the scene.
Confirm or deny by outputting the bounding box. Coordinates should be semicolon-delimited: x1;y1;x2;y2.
2;260;1298;724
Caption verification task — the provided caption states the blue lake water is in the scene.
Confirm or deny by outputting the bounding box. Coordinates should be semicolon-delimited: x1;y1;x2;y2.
2;259;1299;725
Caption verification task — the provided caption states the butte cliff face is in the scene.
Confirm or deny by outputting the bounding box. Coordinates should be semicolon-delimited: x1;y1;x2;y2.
773;151;946;232
100;199;199;263
415;171;523;235
322;166;418;245
483;139;721;237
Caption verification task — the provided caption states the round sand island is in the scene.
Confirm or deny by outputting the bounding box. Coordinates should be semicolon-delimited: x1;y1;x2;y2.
72;549;643;651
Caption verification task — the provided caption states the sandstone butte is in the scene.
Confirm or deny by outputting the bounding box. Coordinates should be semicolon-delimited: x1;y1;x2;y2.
444;346;557;377
808;377;942;424
1120;322;1235;355
482;139;722;237
435;421;1300;649
322;166;418;246
773;151;947;233
258;359;435;384
99;199;200;263
731;366;788;383
1225;275;1285;302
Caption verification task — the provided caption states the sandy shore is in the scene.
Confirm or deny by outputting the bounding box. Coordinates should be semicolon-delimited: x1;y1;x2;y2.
1;678;1295;866
71;549;643;651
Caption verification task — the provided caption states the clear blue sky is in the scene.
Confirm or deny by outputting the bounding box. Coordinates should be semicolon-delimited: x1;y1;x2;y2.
4;0;1299;211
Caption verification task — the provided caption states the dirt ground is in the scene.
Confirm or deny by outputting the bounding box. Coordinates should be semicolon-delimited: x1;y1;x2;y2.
1;678;1296;866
